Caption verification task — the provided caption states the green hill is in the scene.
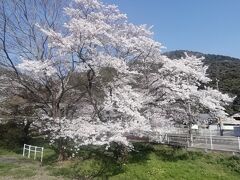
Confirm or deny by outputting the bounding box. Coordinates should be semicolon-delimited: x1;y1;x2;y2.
164;50;240;114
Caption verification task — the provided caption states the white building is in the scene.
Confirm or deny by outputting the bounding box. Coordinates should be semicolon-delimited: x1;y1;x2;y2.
220;114;240;136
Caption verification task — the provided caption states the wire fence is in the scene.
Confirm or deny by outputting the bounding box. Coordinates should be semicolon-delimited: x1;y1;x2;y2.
163;129;240;153
191;135;240;152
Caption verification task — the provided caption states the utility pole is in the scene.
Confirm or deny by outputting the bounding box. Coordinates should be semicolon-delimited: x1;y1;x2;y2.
186;77;193;147
216;78;219;91
216;78;223;136
188;102;193;147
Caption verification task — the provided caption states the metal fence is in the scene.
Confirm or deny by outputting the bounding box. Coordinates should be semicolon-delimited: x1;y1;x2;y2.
191;135;240;152
164;131;240;153
173;128;231;136
129;128;240;153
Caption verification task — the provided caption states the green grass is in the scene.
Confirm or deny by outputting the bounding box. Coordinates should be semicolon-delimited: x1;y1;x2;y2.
0;144;240;179
0;148;18;156
0;147;58;179
0;158;38;179
112;152;239;180
0;163;19;175
109;144;240;180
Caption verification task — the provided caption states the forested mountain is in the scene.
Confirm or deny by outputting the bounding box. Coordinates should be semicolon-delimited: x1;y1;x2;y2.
164;50;240;114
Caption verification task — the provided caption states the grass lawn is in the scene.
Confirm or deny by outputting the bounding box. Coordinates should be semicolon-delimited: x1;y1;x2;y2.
0;144;239;179
111;152;240;180
0;148;62;180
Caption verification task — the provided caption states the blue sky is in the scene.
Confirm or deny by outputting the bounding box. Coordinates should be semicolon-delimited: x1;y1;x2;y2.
103;0;240;58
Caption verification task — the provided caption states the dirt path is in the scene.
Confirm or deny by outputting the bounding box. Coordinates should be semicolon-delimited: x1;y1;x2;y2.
0;157;19;163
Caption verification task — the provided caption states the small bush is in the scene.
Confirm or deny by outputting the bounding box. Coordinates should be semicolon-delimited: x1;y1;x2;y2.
128;143;154;163
154;145;204;161
217;155;240;173
72;159;103;179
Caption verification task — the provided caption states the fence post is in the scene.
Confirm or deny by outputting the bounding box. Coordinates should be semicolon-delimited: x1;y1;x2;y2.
209;129;213;150
192;135;194;147
205;135;208;151
34;146;37;160
238;137;240;151
40;147;44;163
187;134;189;147
28;145;31;158
23;144;26;157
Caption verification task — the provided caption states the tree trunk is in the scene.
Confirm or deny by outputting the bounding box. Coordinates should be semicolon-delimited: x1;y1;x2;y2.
57;138;68;161
23;119;32;144
219;118;224;136
58;149;67;161
52;101;68;161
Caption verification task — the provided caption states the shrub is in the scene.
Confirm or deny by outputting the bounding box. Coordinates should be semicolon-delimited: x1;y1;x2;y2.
0;120;28;150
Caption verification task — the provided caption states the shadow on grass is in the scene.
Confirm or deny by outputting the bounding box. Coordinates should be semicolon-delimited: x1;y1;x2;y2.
49;149;125;179
85;146;126;177
128;143;154;164
58;143;207;179
45;145;127;179
42;148;58;165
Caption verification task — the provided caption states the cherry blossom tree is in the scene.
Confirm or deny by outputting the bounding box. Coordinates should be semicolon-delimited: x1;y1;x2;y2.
139;53;233;143
4;0;160;158
0;0;234;160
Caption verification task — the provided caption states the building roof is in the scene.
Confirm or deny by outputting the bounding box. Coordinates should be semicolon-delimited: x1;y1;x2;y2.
222;117;240;125
231;113;240;120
